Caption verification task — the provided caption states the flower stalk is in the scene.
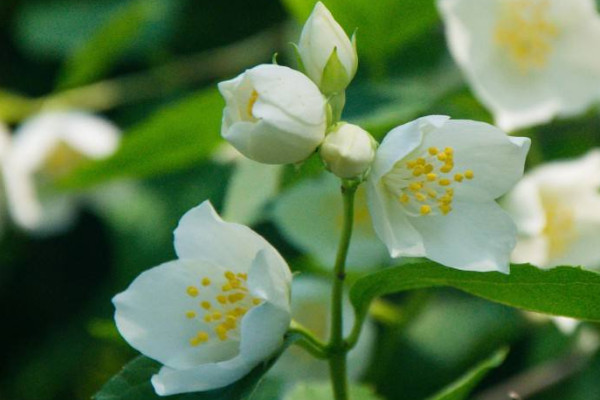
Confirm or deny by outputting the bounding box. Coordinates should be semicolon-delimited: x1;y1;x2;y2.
328;180;358;400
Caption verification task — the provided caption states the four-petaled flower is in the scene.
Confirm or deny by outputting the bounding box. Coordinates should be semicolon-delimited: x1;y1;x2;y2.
503;150;600;269
113;201;292;395
367;116;530;272
438;0;600;131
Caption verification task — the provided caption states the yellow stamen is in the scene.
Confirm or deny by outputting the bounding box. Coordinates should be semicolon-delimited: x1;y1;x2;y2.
186;286;199;297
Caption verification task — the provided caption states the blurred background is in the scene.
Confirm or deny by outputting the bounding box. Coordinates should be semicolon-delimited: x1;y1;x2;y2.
1;0;599;399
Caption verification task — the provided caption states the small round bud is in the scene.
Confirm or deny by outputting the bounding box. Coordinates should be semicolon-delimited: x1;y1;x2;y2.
320;123;376;179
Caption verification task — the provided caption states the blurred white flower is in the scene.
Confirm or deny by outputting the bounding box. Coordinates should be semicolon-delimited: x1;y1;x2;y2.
367;115;530;272
503;150;600;268
218;64;327;164
272;173;391;271
2;111;120;234
113;201;292;395
269;276;374;383
298;1;358;94
438;0;600;131
320;123;376;179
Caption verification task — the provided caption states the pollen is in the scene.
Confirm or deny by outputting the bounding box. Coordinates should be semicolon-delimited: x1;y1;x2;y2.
184;269;263;347
382;145;474;218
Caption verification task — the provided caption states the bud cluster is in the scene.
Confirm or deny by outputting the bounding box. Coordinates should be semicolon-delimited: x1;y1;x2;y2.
218;1;374;180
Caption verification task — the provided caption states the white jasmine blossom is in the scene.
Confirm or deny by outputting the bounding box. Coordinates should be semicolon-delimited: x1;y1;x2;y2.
503;150;600;269
218;64;327;164
2;111;120;233
367;115;530;272
438;0;600;131
272;173;391;271
298;1;358;94
113;201;292;396
320;123;376;179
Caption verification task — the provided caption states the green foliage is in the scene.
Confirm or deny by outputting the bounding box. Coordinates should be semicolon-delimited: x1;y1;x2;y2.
285;382;382;400
425;348;508;400
60;88;224;189
56;0;166;89
95;354;276;400
350;262;600;338
280;0;439;72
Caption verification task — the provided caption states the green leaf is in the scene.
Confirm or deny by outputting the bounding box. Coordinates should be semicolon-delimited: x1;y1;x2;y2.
60;88;224;189
280;0;439;69
350;262;600;340
426;348;508;400
284;382;382;400
56;0;166;89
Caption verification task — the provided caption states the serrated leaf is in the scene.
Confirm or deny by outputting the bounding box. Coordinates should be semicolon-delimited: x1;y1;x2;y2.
56;0;165;89
284;382;382;400
350;262;600;342
426;348;508;400
59;88;223;189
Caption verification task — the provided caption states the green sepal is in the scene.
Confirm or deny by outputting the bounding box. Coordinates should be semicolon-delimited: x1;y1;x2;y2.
290;42;306;74
319;47;350;96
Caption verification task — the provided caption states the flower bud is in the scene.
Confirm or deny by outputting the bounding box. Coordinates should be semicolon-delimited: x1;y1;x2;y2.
320;123;376;179
218;64;327;164
298;2;358;95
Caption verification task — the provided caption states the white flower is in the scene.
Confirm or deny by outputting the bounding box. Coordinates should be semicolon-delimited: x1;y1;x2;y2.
367;115;530;272
113;201;292;396
503;150;600;269
2;111;120;234
438;0;600;131
320;123;376;179
269;276;374;383
298;1;358;94
272;173;391;271
218;64;327;164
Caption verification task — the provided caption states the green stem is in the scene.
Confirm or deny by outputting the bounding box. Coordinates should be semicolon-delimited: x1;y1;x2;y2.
288;321;329;360
328;181;357;400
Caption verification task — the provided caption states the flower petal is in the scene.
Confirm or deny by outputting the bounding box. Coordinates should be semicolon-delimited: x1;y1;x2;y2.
247;64;326;126
367;182;425;258
239;300;290;364
174;201;287;274
371;116;448;182
151;355;253;395
247;249;292;313
420;119;530;201
409;200;517;272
